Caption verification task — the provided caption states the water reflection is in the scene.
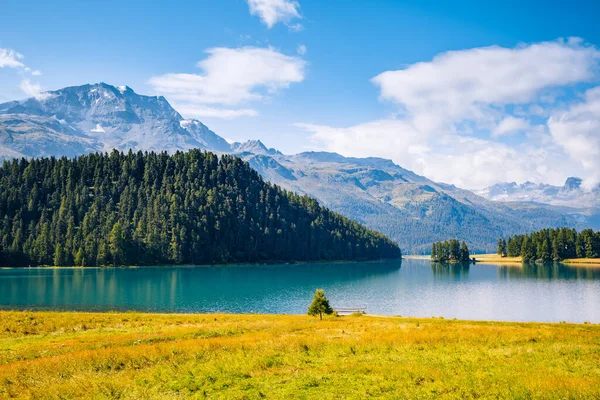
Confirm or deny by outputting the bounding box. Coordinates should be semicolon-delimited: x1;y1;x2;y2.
496;263;600;280
430;262;471;279
0;261;402;313
1;259;599;322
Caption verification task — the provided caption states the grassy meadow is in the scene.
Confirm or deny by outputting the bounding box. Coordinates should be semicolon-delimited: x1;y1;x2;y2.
0;312;599;399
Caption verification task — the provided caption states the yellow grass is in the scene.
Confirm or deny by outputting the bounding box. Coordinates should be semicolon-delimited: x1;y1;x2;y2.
472;254;600;267
0;311;599;399
472;254;524;264
563;258;600;266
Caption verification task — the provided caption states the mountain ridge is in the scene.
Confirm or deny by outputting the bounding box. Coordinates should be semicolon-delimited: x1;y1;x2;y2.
476;177;600;208
0;83;594;253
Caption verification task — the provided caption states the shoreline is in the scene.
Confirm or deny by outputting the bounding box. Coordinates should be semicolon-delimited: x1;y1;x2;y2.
405;254;600;267
0;257;403;270
0;309;596;325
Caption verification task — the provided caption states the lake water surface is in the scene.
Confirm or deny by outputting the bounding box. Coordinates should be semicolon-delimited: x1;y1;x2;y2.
1;259;599;323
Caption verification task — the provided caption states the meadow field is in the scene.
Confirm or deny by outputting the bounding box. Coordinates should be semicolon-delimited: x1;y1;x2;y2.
0;311;599;399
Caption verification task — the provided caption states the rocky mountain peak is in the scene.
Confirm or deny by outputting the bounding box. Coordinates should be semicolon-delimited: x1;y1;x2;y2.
231;139;281;156
563;177;583;191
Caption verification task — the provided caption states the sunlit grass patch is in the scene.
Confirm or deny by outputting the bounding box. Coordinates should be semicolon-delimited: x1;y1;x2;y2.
0;311;598;398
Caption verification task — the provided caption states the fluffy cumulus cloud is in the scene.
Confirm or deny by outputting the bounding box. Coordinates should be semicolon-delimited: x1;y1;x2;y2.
247;0;301;29
149;46;306;119
371;38;600;134
1;48;46;99
19;79;51;101
298;120;425;163
299;120;574;189
492;116;531;137
0;48;42;76
0;48;25;68
548;86;600;188
301;38;600;189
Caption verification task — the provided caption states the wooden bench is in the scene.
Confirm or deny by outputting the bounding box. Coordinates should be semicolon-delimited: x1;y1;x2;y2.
334;307;366;316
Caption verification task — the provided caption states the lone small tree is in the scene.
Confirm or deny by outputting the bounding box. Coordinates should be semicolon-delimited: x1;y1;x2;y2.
308;289;333;320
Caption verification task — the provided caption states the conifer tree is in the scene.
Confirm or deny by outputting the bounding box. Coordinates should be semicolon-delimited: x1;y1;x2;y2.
460;241;470;262
308;289;334;320
0;150;401;266
430;239;470;262
501;227;600;262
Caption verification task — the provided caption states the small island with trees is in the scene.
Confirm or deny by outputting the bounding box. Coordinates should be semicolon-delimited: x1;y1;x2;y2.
430;239;471;262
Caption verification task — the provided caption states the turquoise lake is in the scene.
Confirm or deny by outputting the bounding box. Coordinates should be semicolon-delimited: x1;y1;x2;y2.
1;259;599;323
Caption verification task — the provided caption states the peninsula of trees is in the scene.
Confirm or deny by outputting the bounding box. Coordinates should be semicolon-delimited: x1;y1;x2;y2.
498;228;600;262
0;150;401;267
430;239;471;262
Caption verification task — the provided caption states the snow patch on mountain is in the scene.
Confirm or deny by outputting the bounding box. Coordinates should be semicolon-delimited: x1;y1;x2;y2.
90;124;105;133
0;83;229;157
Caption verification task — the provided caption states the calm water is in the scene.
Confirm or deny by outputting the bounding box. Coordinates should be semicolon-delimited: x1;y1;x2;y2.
1;259;599;323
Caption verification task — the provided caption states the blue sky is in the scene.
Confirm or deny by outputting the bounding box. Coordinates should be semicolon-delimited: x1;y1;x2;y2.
1;0;600;188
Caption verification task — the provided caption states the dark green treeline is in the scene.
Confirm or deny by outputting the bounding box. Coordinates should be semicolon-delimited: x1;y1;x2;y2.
0;150;401;266
499;228;600;262
430;239;470;262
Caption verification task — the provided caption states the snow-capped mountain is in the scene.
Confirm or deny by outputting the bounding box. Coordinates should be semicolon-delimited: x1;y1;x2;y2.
475;177;600;208
0;83;593;253
0;83;234;158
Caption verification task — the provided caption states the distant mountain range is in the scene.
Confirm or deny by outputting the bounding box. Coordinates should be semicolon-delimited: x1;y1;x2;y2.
475;178;600;208
1;83;597;253
475;178;600;231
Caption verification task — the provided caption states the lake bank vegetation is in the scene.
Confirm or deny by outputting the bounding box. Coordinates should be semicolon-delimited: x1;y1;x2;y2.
498;228;600;263
0;311;598;399
0;150;400;267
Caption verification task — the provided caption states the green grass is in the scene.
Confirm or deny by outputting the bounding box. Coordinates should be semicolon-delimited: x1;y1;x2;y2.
0;311;599;399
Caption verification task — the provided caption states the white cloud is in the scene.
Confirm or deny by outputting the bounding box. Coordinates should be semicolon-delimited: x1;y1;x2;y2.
417;135;571;189
247;0;301;29
528;104;547;117
297;44;307;56
298;120;423;163
548;86;600;188
288;23;304;32
299;39;600;188
174;105;258;119
149;46;306;119
0;48;25;68
19;79;51;101
492;116;531;137
371;38;600;134
298;120;575;188
0;48;41;75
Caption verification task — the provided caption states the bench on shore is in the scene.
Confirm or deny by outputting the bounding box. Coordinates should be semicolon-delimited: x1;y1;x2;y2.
334;307;366;316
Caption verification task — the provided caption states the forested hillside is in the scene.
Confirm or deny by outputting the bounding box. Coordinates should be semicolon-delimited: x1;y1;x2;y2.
0;150;401;266
500;228;600;262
